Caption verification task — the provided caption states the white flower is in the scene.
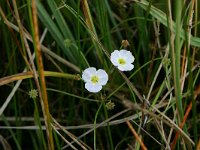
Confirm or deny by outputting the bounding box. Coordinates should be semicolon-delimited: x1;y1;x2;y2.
82;67;108;93
110;49;135;71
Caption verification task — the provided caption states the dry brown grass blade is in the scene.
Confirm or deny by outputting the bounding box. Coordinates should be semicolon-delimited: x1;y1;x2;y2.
170;102;192;150
0;5;80;73
197;138;200;150
194;83;200;150
180;0;194;92
126;120;148;150
81;0;104;64
52;117;91;150
0;71;80;86
62;108;130;149
171;75;200;149
125;101;195;146
32;0;54;149
3;1;33;72
0;3;37;116
0;135;12;150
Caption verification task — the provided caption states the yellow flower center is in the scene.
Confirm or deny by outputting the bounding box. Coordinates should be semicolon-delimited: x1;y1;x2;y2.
118;58;126;65
91;75;99;84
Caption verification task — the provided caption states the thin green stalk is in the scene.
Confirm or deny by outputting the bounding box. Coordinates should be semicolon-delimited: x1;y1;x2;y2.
95;0;112;53
94;100;103;150
33;98;47;150
30;132;39;150
102;101;114;150
1;115;22;150
105;0;122;40
137;0;200;48
77;0;88;143
36;0;88;67
133;1;149;62
53;130;61;150
77;0;83;70
174;0;184;122
151;81;165;108
107;58;162;99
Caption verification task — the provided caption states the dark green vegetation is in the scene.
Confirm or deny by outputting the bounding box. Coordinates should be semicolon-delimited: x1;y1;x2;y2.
0;0;200;149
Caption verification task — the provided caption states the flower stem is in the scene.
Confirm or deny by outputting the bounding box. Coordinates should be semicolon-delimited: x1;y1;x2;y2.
94;100;103;150
103;100;114;150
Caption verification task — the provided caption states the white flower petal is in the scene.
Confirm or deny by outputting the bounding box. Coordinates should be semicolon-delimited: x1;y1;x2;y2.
82;67;96;82
119;49;128;56
118;65;126;71
82;73;91;82
82;67;108;93
110;50;121;66
118;64;134;71
120;50;130;60
110;49;135;71
125;55;135;63
112;50;121;57
96;69;107;77
85;82;102;93
97;69;108;85
124;52;134;63
84;67;96;74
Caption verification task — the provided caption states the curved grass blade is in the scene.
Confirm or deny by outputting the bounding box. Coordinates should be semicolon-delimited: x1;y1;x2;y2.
136;0;200;48
36;0;88;68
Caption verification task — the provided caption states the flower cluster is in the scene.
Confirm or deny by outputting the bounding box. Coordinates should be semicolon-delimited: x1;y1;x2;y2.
82;49;135;93
106;100;115;110
28;89;38;99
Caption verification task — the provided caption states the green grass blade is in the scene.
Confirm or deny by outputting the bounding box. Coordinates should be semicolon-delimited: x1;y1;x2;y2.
136;0;200;48
36;0;88;68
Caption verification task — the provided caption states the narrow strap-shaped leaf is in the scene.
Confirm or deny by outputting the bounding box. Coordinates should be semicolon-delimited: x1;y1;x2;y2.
137;0;200;48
